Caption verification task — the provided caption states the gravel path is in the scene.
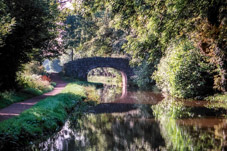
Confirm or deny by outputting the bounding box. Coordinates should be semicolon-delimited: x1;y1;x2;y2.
0;73;67;122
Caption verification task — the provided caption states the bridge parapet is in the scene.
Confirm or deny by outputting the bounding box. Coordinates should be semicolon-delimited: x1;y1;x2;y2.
64;57;134;81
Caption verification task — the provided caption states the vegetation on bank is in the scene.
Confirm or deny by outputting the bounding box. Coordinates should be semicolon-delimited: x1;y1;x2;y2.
153;41;215;99
0;0;64;91
205;93;227;109
152;96;227;150
0;0;226;101
70;0;226;99
206;93;227;102
0;61;55;109
0;80;99;150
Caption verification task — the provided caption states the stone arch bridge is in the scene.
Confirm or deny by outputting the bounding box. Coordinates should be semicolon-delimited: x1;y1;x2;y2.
64;57;134;81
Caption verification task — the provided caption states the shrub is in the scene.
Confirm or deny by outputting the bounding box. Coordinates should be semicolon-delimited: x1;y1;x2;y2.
0;61;55;109
16;61;54;93
132;61;155;90
17;74;53;93
153;41;214;99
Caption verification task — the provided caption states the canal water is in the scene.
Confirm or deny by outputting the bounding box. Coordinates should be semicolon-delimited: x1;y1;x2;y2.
35;84;227;151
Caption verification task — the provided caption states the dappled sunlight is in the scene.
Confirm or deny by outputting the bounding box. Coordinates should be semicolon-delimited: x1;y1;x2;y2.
16;102;36;105
0;113;19;116
0;74;67;122
0;0;226;150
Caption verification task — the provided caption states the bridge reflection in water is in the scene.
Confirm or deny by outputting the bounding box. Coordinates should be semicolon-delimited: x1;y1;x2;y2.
35;81;227;151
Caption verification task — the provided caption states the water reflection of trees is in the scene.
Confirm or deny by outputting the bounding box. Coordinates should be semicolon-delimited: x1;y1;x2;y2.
158;117;227;151
73;113;165;151
37;92;227;151
98;84;122;103
153;96;227;151
37;107;165;151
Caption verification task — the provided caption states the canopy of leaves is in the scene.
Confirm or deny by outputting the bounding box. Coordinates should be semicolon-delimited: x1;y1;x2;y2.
76;0;227;94
0;0;65;90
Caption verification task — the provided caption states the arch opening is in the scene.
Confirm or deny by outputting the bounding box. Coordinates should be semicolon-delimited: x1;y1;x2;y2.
87;67;127;101
87;67;122;86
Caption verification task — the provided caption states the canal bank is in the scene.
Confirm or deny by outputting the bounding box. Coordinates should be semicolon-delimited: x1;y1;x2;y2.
0;80;100;150
1;76;227;150
33;82;227;151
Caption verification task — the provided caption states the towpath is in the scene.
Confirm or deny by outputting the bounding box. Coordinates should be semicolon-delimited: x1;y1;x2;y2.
0;73;67;122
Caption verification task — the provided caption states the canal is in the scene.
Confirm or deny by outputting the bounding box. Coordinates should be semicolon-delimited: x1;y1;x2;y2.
34;82;227;151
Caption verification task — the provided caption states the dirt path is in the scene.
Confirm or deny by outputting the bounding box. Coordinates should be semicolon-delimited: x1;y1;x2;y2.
0;73;68;122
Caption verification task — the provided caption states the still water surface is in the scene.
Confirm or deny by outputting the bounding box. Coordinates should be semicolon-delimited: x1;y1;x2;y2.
36;84;227;151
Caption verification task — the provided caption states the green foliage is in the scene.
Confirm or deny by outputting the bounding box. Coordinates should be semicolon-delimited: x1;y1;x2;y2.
152;96;192;119
0;0;64;90
0;80;53;109
132;62;156;90
153;41;214;98
0;61;54;109
88;67;122;86
206;93;227;102
17;74;53;93
0;91;28;109
0;81;97;150
204;93;227;109
77;0;227;96
61;14;98;61
17;61;53;93
22;61;46;75
0;0;15;47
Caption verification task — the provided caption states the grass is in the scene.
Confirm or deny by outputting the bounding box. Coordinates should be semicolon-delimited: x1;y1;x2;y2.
204;93;227;109
205;93;227;102
0;86;54;109
0;80;98;150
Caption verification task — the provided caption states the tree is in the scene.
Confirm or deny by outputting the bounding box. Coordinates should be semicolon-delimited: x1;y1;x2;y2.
0;0;64;90
0;0;15;47
77;0;227;93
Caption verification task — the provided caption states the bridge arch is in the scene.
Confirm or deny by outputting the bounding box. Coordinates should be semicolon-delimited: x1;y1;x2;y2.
64;57;133;82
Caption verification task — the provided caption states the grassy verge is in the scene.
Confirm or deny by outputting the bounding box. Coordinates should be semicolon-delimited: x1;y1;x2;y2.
205;93;227;109
205;93;227;102
0;83;55;109
0;80;99;150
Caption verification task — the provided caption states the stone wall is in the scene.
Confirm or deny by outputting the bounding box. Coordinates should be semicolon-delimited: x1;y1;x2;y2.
64;57;134;81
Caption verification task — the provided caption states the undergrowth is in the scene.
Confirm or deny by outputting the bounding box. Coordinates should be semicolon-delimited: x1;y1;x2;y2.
0;84;54;109
0;81;98;150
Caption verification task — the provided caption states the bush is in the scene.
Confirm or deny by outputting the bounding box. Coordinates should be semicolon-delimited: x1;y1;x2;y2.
0;61;55;109
153;41;214;99
17;61;54;93
17;74;53;93
132;61;155;90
